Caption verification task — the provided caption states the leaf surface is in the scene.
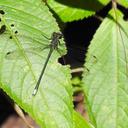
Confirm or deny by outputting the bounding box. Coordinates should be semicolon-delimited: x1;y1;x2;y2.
82;8;128;128
118;0;128;8
73;111;93;128
0;0;74;127
47;0;109;22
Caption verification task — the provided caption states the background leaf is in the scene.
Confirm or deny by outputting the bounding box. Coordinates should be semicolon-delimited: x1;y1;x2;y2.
73;111;93;128
46;0;109;22
0;0;74;127
82;8;128;128
118;0;128;8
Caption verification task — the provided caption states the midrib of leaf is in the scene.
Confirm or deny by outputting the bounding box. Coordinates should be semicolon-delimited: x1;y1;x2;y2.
2;16;37;83
113;7;118;127
113;21;118;128
114;7;128;127
107;9;125;126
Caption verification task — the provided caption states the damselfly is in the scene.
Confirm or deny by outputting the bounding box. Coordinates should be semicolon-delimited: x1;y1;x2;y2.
5;32;63;96
32;32;63;96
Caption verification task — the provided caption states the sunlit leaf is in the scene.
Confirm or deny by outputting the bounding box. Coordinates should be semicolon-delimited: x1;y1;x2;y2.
0;0;74;127
82;8;128;128
118;0;128;8
46;0;109;22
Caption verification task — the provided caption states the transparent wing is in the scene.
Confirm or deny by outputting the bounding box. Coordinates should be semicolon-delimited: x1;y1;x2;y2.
5;45;50;60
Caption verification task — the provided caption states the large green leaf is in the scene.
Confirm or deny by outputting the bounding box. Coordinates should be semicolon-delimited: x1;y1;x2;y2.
0;0;74;127
73;111;94;128
117;0;128;8
47;0;109;22
82;8;128;128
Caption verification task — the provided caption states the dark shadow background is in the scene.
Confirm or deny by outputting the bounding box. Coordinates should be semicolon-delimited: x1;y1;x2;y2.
0;90;16;125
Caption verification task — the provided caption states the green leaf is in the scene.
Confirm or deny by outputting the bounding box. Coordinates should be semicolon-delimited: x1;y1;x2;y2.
47;0;109;22
82;9;128;128
117;0;128;8
0;0;74;127
73;111;94;128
